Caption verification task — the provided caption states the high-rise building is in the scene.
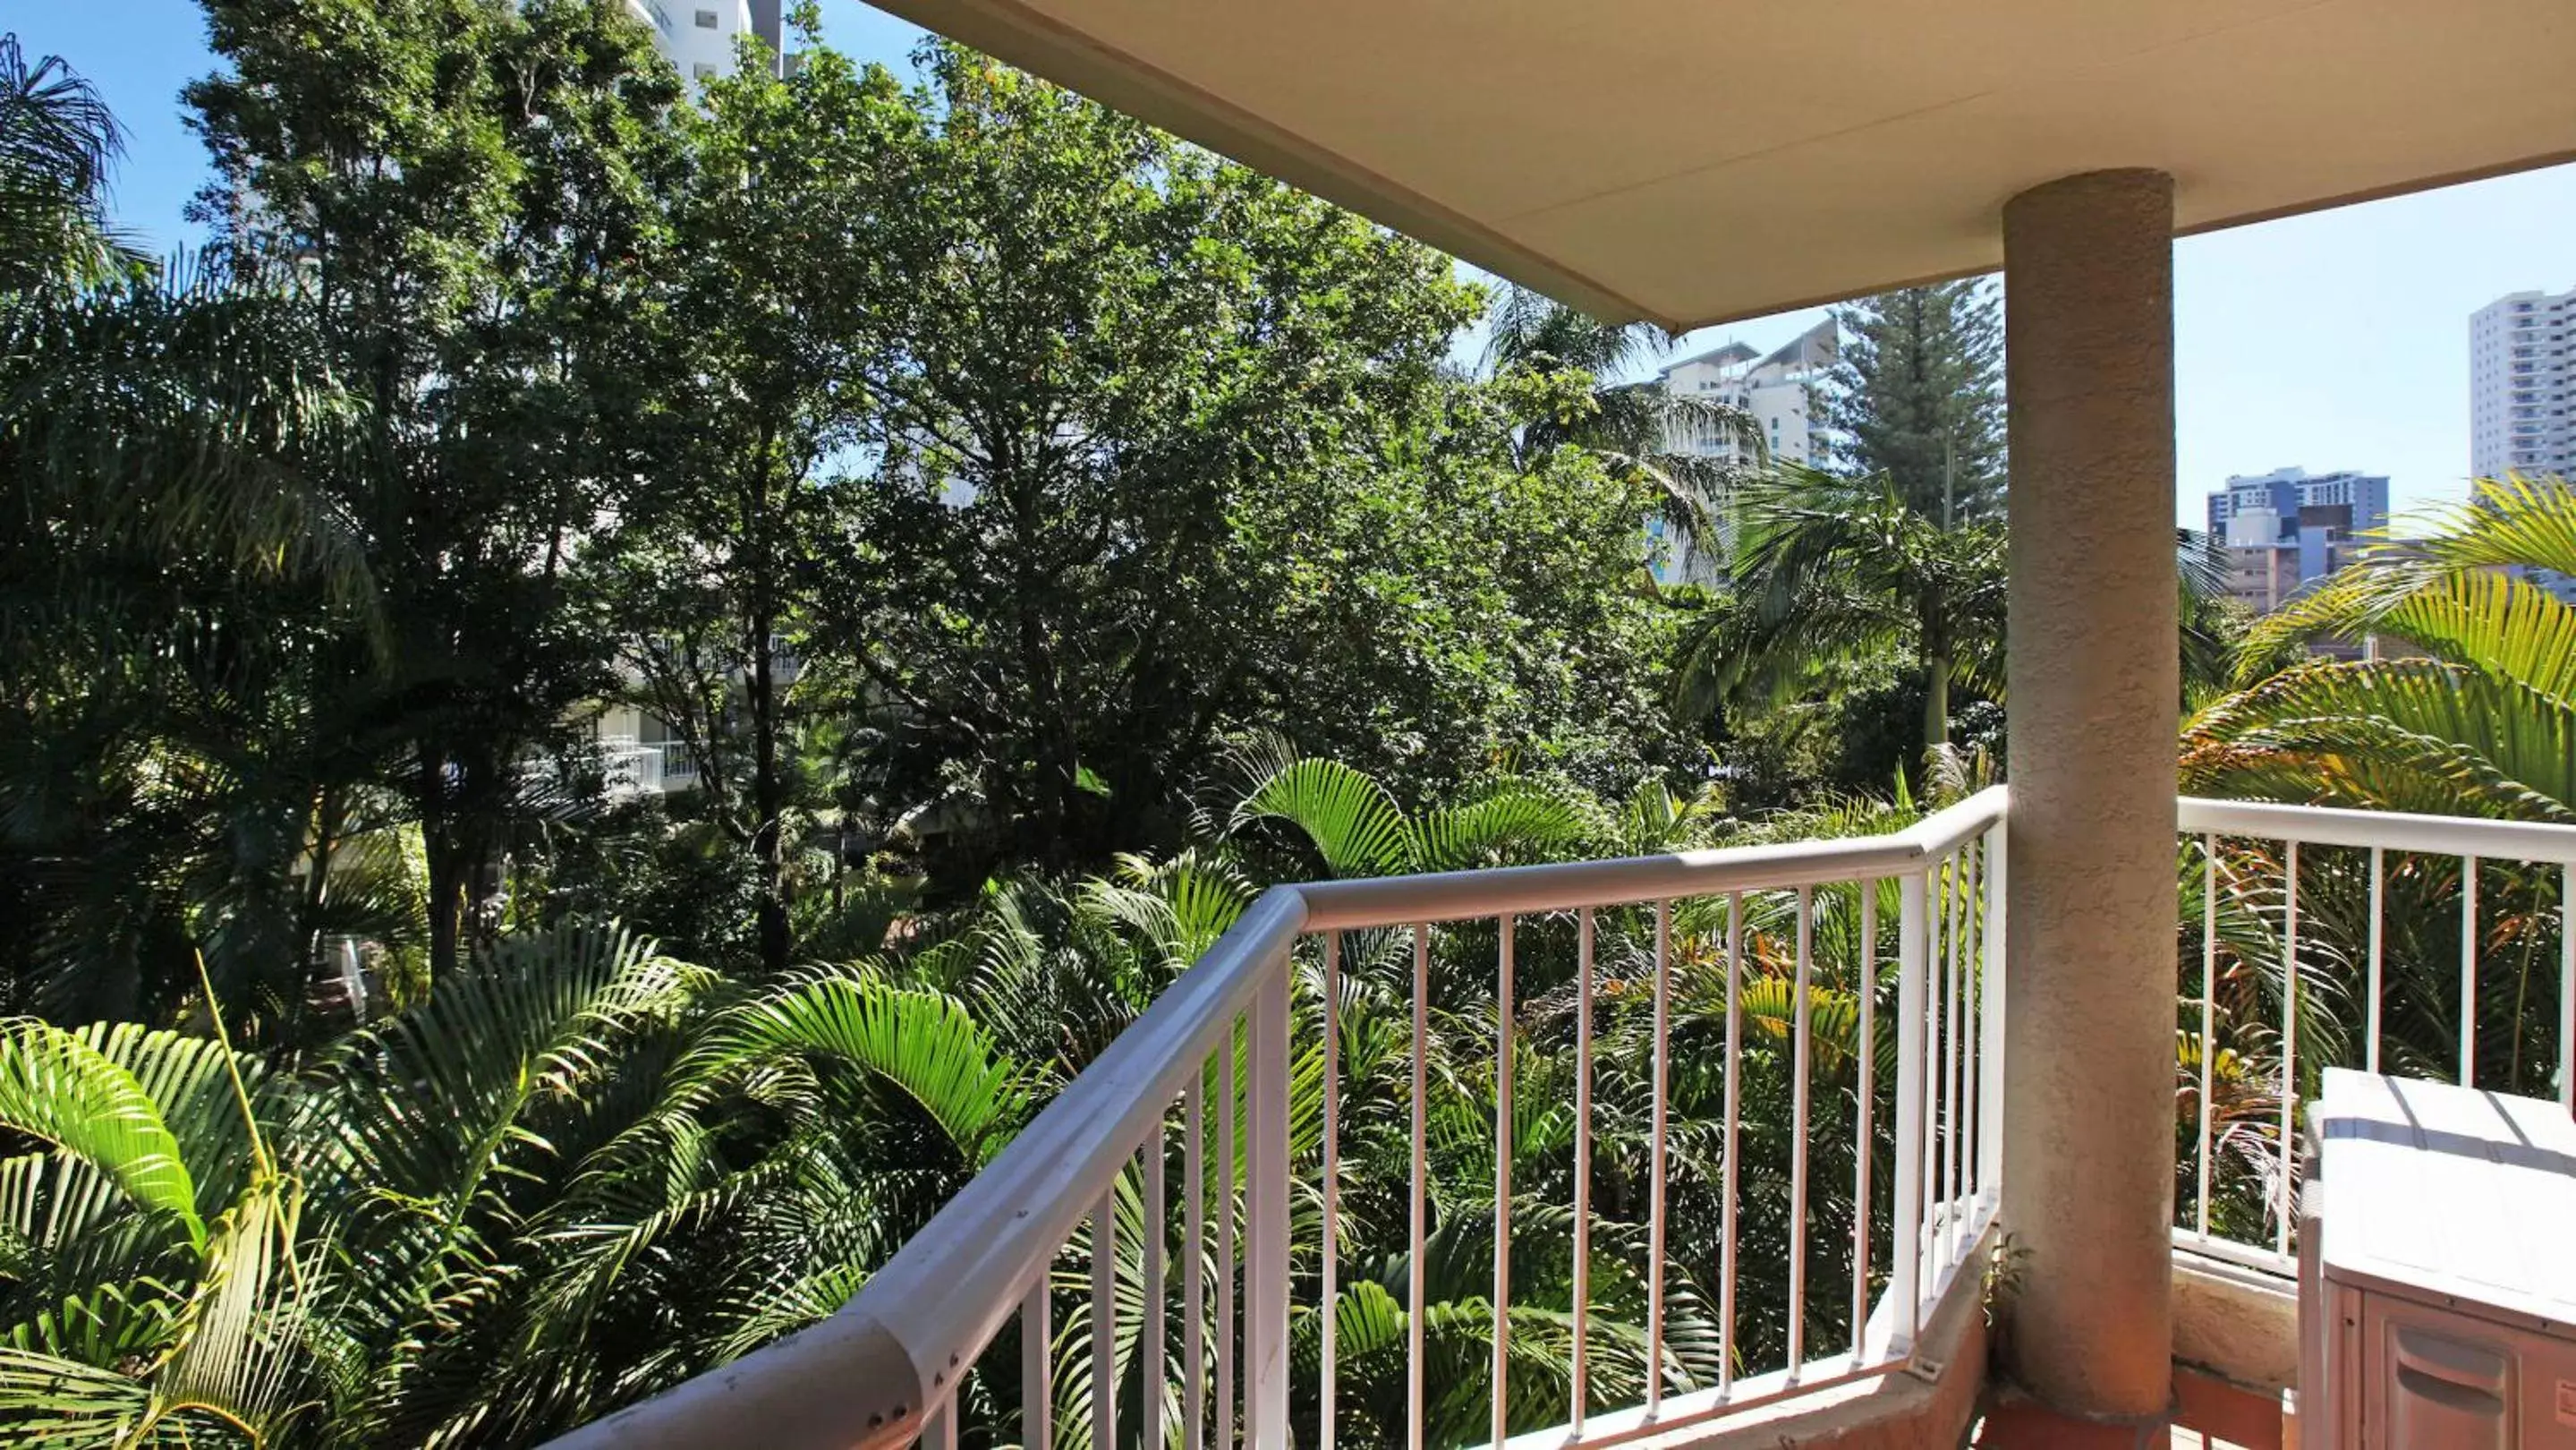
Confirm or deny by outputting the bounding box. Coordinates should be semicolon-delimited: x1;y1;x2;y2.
625;0;782;81
1650;318;1835;583
1659;317;1834;469
2205;465;2390;613
2470;286;2576;481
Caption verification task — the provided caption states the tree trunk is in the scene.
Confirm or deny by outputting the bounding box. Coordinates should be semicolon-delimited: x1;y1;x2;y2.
419;747;463;984
750;589;788;977
1006;463;1075;867
1924;657;1951;749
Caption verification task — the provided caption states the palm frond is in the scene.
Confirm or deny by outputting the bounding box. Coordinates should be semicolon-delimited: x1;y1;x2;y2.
2185;659;2576;819
0;1020;207;1249
1231;755;1413;879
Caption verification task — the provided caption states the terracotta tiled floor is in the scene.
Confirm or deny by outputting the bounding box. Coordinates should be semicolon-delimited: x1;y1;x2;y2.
1971;1369;2283;1449
1971;1408;2260;1448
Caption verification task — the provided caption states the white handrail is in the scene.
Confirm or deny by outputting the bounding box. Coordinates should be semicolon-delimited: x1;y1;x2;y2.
1298;786;2007;931
2179;796;2576;864
2174;796;2576;1270
542;785;2011;1450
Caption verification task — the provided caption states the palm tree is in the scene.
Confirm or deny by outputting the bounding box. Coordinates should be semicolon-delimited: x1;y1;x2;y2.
2185;473;2576;816
1674;465;2007;752
0;256;387;1037
1685;466;2239;759
0;923;1048;1445
0;39;390;1040
1484;286;1763;578
0;35;149;292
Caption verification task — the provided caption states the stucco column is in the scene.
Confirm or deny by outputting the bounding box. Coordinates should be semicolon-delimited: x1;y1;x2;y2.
2000;168;2178;1422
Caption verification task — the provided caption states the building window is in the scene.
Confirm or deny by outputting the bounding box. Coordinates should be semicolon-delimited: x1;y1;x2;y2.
693;62;718;78
694;7;718;26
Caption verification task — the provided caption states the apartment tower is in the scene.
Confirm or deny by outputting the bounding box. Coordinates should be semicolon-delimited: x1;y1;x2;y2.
2470;286;2576;480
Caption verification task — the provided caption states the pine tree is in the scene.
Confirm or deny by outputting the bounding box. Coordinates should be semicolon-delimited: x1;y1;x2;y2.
1822;280;2006;524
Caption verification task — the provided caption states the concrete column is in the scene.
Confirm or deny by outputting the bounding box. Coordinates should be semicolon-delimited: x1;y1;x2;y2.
2000;168;2179;1422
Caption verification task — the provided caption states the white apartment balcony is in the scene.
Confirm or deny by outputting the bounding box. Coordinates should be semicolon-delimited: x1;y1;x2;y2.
597;736;667;801
596;735;704;799
533;3;2568;1446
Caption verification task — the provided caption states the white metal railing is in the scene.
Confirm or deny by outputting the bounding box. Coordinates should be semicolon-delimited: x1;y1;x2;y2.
2174;798;2576;1275
544;787;2008;1450
595;734;703;795
597;737;667;799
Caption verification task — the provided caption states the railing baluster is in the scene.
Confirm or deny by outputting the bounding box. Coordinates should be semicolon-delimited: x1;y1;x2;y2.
1648;898;1672;1413
1922;856;1945;1280
1788;885;1813;1377
1093;1185;1118;1450
1850;879;1876;1361
1492;915;1515;1450
2367;846;2385;1075
1940;849;1961;1274
1720;892;1743;1395
2462;854;2479;1087
1145;1115;1168;1450
1571;908;1594;1430
2279;842;2300;1258
1024;1278;1052;1450
1218;1038;1235;1450
1891;872;1928;1354
2198;833;2217;1238
1979;822;2006;1206
925;1395;958;1450
1959;840;1982;1225
1245;963;1289;1450
1320;934;1339;1450
1408;924;1428;1450
1185;1078;1204;1450
2563;866;2574;1114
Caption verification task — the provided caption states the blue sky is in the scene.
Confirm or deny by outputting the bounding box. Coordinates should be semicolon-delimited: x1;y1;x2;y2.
24;0;2576;527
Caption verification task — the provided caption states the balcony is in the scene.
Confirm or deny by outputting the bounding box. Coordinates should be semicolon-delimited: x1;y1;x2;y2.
512;3;2567;1446
596;735;702;798
553;790;2576;1450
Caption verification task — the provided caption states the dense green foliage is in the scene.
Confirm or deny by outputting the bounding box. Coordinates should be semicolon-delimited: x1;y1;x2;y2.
0;746;1943;1446
0;18;1711;1443
2;8;1689;1036
12;4;2561;1445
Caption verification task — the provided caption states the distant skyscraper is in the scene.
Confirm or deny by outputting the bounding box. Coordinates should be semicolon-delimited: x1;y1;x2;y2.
2470;286;2576;481
2206;466;2390;613
1651;318;1835;584
624;0;782;81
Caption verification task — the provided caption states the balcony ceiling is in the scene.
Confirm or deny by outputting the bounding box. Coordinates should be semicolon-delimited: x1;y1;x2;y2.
864;0;2575;329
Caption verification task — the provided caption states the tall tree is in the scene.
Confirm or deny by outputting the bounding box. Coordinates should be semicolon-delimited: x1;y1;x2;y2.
843;45;1681;872
0;39;402;1036
601;16;899;974
185;0;689;980
1822;280;2006;524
